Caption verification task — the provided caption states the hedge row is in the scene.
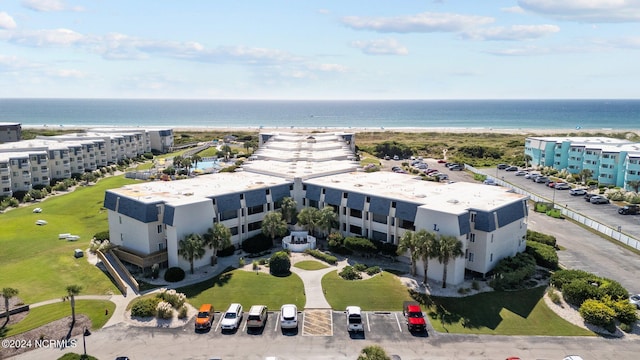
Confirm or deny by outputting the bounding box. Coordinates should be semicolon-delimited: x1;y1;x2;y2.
525;241;559;270
304;249;337;265
526;229;557;248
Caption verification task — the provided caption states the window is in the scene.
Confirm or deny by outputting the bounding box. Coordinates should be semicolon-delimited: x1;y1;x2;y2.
468;253;474;262
470;212;476;222
391;201;396;208
247;204;264;215
230;227;238;236
119;216;122;224
372;213;387;224
400;219;414;231
157;225;162;233
309;199;318;208
159;243;165;251
371;230;386;242
349;225;362;235
248;221;262;231
469;233;475;243
490;253;493;262
350;208;362;218
220;209;238;221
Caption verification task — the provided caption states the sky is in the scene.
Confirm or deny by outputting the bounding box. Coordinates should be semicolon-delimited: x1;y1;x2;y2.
0;0;639;99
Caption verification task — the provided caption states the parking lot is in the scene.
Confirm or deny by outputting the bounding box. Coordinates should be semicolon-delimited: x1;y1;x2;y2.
195;310;432;341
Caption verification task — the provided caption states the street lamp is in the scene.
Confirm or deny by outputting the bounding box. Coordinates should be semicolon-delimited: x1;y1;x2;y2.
82;327;91;359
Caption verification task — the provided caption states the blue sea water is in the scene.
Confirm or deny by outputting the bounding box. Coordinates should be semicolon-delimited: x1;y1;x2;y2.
0;98;638;130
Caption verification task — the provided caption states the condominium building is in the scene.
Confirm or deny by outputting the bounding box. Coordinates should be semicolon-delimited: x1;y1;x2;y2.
525;136;640;189
0;122;22;143
0;126;173;197
105;132;529;285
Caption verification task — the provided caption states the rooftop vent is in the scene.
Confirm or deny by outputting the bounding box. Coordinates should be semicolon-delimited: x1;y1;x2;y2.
447;199;460;204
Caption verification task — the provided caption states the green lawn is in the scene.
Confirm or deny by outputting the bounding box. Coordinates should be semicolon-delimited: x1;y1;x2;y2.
426;286;594;336
3;300;115;337
293;260;329;271
0;176;138;303
178;268;305;311
322;270;413;311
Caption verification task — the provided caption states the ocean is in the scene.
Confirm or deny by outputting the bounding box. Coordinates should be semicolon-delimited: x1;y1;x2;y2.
0;99;638;130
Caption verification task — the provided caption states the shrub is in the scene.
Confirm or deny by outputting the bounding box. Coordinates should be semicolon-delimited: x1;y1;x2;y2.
353;263;368;272
252;260;259;270
343;237;377;254
471;280;480;291
526;230;557;247
156;301;174;319
339;266;362;280
607;298;639;325
269;251;291;276
548;287;562;304
366;266;381;276
579;299;616;330
304;249;337;265
131;297;161;317
562;279;602;307
94;230;110;241
526;241;559;269
241;233;273;254
489;253;536;290
164;267;186;282
550;269;594;289
217;244;236;257
372;240;398;257
156;288;186;308
598;279;628;301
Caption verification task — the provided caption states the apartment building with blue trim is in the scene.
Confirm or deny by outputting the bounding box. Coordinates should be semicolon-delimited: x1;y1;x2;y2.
525;136;640;190
105;132;528;286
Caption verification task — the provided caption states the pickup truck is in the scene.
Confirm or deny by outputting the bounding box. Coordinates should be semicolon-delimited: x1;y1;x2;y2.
618;204;639;215
402;301;426;332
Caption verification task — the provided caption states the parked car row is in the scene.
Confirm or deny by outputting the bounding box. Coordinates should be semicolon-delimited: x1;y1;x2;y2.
195;303;280;332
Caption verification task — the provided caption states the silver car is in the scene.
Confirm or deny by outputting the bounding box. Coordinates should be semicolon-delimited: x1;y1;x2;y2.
280;304;298;329
630;294;640;309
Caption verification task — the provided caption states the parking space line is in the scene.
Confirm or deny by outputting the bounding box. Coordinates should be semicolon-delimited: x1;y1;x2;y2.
394;312;403;333
366;312;370;332
242;318;247;333
214;314;223;332
274;312;279;332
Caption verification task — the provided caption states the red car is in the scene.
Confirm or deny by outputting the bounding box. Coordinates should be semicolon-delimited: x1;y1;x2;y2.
437;159;447;163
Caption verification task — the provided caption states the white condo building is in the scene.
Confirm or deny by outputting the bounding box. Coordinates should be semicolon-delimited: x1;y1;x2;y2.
105;132;529;286
0;127;173;197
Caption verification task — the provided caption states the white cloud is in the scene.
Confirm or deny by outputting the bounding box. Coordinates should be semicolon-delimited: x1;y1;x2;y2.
7;28;85;46
349;38;409;55
518;0;640;22
0;12;17;29
47;68;86;78
485;45;552;56
308;63;348;73
341;12;494;33
461;24;560;41
501;6;525;14
21;0;84;12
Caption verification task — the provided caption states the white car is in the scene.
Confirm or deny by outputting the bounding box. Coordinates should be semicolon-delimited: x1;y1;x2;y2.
630;294;640;309
280;304;298;329
563;356;584;360
220;303;243;331
554;183;571;190
570;188;587;196
33;207;42;213
514;170;528;176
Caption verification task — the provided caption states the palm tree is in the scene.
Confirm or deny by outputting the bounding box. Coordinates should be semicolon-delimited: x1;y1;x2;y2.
414;230;437;285
433;235;464;288
280;197;297;224
579;168;593;185
261;211;288;245
203;223;231;266
297;207;320;236
317;206;337;238
172;155;184;170
190;154;202;170
2;287;19;322
63;285;82;324
524;154;532;168
627;180;640;193
397;231;419;276
178;233;206;274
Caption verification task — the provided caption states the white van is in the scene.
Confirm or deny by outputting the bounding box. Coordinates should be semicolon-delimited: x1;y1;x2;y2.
346;306;363;332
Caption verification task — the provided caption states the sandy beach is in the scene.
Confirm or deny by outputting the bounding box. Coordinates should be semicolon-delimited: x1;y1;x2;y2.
23;124;640;136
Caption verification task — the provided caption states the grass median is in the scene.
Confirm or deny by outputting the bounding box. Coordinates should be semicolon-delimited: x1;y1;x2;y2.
293;260;329;271
178;268;306;311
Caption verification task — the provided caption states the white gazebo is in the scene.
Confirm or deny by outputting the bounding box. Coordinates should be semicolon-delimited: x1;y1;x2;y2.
282;231;316;252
